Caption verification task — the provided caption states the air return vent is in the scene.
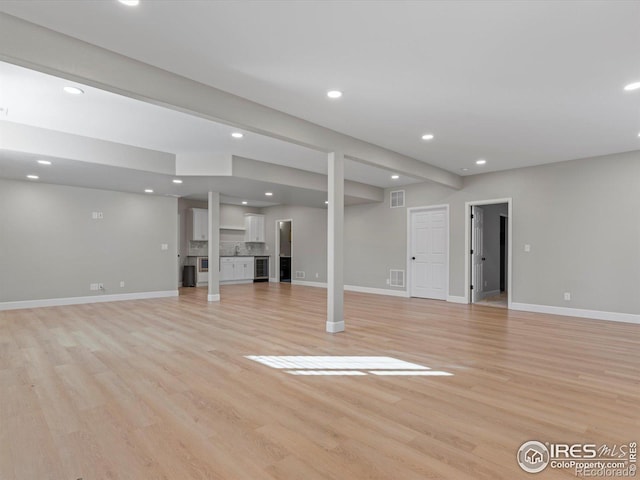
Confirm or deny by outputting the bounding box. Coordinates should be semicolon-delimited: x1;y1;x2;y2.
389;269;405;288
390;190;405;208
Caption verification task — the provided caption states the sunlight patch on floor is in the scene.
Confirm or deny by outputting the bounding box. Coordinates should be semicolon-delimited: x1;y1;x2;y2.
245;356;453;376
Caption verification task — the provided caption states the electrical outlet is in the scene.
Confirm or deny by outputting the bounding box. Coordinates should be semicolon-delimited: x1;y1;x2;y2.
92;212;98;220
90;283;98;291
564;292;571;301
161;243;168;250
315;273;319;278
120;281;125;288
386;278;390;285
524;244;531;252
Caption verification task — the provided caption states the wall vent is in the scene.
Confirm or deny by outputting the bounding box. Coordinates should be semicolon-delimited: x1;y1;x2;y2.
295;271;306;279
389;269;405;288
390;190;405;208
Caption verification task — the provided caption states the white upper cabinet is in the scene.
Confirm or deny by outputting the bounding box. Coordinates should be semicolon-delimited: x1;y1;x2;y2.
188;208;208;241
244;214;265;242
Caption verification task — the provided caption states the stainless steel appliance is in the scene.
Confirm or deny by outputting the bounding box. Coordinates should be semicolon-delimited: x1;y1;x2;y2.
254;256;269;282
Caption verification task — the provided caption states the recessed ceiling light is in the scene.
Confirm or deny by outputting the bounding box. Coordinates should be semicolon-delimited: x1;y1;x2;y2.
460;168;469;172
421;134;434;141
118;0;140;5
623;81;640;91
231;132;243;138
241;201;248;205
327;90;342;99
37;160;52;165
476;159;487;165
172;179;183;184
63;86;84;95
144;189;153;193
265;192;273;196
27;174;39;180
391;175;400;180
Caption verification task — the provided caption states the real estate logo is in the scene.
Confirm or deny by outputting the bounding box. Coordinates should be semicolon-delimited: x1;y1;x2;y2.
517;440;550;473
517;440;637;477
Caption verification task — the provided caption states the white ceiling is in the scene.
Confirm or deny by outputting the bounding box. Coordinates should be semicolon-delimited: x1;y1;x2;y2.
1;0;638;176
0;150;378;208
0;61;422;191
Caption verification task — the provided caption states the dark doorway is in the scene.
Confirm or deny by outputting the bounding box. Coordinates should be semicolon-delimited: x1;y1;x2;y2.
278;220;292;283
500;215;507;292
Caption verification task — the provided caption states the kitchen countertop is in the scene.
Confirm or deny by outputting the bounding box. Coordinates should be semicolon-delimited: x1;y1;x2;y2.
189;255;271;258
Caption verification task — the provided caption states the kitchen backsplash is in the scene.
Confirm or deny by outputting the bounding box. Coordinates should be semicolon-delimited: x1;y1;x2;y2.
188;240;208;256
220;241;268;256
189;241;268;256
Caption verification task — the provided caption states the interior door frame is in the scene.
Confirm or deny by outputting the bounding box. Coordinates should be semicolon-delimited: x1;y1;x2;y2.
464;198;512;307
274;218;293;283
406;204;449;299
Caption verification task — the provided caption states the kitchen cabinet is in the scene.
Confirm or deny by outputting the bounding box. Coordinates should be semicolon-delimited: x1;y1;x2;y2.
244;214;265;242
220;258;235;281
188;208;208;241
220;257;255;283
234;258;254;280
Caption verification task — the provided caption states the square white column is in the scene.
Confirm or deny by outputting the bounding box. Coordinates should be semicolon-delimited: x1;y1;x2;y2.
327;152;345;333
208;191;220;302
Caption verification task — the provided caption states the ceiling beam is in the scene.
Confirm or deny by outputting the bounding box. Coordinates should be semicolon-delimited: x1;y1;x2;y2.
0;13;462;190
232;156;383;203
0;122;175;174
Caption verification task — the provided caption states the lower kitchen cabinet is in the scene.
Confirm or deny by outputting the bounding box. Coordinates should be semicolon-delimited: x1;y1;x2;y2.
220;259;235;281
220;257;255;283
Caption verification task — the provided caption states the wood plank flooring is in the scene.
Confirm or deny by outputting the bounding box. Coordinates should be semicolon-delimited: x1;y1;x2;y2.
0;283;638;479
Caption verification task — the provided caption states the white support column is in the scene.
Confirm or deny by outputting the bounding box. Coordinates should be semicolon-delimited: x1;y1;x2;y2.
208;192;221;302
327;152;345;333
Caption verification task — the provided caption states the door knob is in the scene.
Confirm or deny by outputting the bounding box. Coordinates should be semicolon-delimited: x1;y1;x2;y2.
482;257;486;261
412;256;416;260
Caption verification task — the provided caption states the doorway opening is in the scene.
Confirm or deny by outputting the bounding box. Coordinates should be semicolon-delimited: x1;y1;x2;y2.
465;199;512;308
275;219;292;283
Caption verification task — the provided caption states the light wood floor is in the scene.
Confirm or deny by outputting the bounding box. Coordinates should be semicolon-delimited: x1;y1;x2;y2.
0;283;638;479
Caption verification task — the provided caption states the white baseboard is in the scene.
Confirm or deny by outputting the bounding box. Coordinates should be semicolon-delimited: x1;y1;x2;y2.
291;280;327;288
511;302;640;325
344;285;409;298
0;290;179;312
447;295;468;304
326;320;345;333
219;280;253;285
207;294;221;302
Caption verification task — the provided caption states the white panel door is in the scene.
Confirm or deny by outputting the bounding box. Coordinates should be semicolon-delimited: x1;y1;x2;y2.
410;208;447;300
471;206;484;303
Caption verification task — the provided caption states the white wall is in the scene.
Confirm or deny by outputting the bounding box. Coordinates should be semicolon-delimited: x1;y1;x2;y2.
0;178;178;304
262;205;327;282
344;150;640;315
